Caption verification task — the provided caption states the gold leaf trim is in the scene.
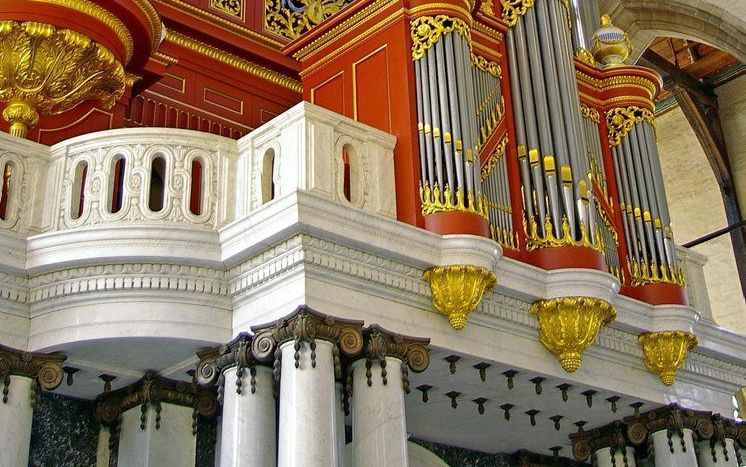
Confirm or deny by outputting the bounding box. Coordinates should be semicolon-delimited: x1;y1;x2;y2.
606;106;655;147
420;182;489;219
411;15;470;61
165;31;301;93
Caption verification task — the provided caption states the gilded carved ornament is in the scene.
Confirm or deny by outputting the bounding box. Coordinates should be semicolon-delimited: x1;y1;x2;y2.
420;182;489;219
0;344;66;403
523;215;604;253
0;21;125;139
422;265;497;330
265;0;353;40
638;330;697;386
628;257;686;287
500;0;535;27
411;15;471;61
606;106;656;147
529;297;616;373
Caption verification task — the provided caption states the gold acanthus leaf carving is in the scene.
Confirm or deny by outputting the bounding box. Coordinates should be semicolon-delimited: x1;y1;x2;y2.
423;265;497;330
265;0;352;41
606;106;655;147
530;297;616;372
638;331;697;386
0;21;125;138
411;15;471;61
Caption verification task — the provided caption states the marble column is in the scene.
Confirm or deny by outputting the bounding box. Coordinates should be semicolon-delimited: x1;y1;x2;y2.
594;446;637;467
96;425;111;467
334;382;346;467
0;375;35;467
351;357;409;467
697;437;740;467
219;365;276;467
278;339;340;467
117;401;197;467
650;428;697;467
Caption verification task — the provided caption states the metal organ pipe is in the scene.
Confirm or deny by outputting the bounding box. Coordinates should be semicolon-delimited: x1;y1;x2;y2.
434;39;456;193
444;34;465;193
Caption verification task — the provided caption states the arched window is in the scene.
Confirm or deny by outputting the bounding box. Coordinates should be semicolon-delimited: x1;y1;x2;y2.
342;147;352;202
70;161;88;220
0;162;12;220
190;158;203;215
261;148;276;205
341;143;360;205
109;156;126;214
148;156;167;212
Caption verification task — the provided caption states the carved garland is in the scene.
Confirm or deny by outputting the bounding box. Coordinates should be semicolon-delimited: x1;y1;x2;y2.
500;0;535;27
0;344;65;403
96;372;217;435
606;106;656;147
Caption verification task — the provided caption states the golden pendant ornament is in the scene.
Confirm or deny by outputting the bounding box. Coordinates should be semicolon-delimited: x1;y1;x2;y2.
530;297;616;372
638;330;697;386
0;21;125;138
423;265;497;330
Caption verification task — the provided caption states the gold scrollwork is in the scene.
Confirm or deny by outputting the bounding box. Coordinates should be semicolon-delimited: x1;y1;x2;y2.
481;134;509;178
500;0;535;27
265;0;352;40
575;47;596;67
0;21;125;138
211;0;243;18
580;103;600;124
530;297;616;372
606;106;655;147
523;215;604;253
420;183;489;219
423;265;497;330
639;331;697;386
472;53;501;78
411;15;471;61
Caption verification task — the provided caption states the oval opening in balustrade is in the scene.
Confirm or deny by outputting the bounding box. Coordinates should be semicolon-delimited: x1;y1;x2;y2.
341;143;360;205
149;156;167;212
108;156;126;214
261;148;276;205
0;161;12;220
190;158;204;216
70;160;88;220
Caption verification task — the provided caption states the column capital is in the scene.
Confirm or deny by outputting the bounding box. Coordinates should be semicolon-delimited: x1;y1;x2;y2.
96;371;217;428
0;343;66;395
250;305;365;365
570;421;629;462
360;325;431;373
624;403;714;446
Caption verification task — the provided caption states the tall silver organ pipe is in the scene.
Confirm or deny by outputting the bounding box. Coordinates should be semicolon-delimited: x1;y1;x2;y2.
482;136;517;249
606;106;685;286
569;0;601;51
412;15;504;221
503;0;600;251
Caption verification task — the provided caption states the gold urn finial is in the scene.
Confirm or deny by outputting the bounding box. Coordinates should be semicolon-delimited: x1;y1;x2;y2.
530;297;616;372
0;20;126;138
639;331;697;386
591;14;633;67
423;265;497;330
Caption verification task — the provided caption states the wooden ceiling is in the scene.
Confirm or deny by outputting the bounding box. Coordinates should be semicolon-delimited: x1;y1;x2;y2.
647;37;743;105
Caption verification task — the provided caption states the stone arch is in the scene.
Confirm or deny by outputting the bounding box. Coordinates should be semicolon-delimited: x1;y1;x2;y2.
600;0;746;63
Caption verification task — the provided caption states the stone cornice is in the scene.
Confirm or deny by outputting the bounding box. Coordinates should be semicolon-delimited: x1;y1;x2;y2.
0;343;65;394
96;371;217;427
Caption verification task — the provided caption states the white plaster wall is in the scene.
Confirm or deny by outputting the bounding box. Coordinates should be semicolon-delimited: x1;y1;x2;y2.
718;75;746;220
656;107;746;334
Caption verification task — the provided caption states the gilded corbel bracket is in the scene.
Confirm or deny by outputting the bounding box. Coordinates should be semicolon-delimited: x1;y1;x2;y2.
638;330;697;386
529;297;616;372
423;265;497;330
0;21;125;139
